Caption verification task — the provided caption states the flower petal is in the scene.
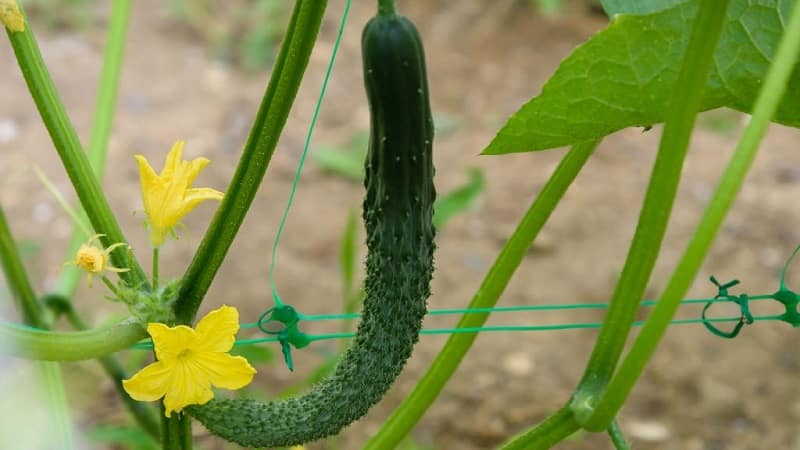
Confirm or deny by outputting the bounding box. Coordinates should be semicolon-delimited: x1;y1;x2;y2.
162;141;185;179
194;352;256;390
148;323;196;360
195;305;239;353
162;359;214;417
181;157;211;189
182;187;224;212
122;360;173;402
134;154;160;212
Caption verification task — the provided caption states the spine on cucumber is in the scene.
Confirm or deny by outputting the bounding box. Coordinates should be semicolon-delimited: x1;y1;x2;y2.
188;8;435;448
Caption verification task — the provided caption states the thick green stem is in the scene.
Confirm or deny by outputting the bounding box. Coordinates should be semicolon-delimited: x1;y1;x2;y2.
496;406;580;450
585;0;800;430
6;5;147;288
174;0;328;324
54;0;132;298
364;140;599;450
0;319;146;361
162;413;191;450
571;0;730;424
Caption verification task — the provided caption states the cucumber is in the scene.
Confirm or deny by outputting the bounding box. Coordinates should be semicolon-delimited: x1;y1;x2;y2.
188;8;435;447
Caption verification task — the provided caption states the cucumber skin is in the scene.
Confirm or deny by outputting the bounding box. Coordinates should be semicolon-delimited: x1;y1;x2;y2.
188;13;435;448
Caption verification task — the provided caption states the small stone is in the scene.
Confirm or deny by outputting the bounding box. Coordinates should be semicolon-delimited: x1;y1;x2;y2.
32;202;53;224
502;351;534;377
775;166;800;184
627;420;669;442
0;118;20;144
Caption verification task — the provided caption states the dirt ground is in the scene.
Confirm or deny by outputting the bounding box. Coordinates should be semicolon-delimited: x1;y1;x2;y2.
2;1;800;449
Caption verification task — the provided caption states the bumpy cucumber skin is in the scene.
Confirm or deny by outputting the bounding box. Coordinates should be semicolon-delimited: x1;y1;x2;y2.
188;13;435;448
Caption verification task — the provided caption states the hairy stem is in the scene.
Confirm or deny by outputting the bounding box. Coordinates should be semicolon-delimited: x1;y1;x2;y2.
174;0;329;324
6;4;147;287
54;0;132;298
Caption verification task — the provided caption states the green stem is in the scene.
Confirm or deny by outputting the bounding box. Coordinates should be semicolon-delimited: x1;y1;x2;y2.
174;0;328;324
101;275;120;297
0;207;74;448
585;0;800;430
162;413;191;450
6;5;147;288
364;140;599;450
38;362;75;450
153;247;159;291
496;405;580;450
607;421;631;450
180;415;192;449
0;319;146;361
64;311;160;439
54;0;132;298
571;0;730;425
377;0;396;15
0;207;46;328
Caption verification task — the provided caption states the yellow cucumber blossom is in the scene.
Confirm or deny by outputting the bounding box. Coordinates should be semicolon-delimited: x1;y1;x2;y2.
134;141;223;247
0;0;24;32
71;234;129;287
122;305;256;417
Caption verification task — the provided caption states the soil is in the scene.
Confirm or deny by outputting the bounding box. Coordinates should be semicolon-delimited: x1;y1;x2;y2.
1;1;799;449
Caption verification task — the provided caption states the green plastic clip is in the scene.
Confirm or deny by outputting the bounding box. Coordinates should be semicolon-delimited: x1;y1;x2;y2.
257;305;311;371
702;276;752;339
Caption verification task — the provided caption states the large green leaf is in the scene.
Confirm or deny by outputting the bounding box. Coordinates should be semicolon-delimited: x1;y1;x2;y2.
600;0;682;15
484;0;799;154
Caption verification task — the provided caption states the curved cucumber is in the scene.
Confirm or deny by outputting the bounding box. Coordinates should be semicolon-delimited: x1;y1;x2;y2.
188;10;435;447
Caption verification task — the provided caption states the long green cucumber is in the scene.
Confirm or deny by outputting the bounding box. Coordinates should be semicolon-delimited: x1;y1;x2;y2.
188;8;435;447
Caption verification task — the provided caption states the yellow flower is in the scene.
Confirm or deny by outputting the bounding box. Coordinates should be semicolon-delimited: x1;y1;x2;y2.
122;305;256;417
134;141;223;248
0;0;25;32
71;234;129;287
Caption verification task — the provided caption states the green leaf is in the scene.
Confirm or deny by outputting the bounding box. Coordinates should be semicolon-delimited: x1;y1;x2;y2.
231;345;275;364
600;0;681;15
312;130;369;181
484;0;798;154
433;168;486;229
87;425;158;450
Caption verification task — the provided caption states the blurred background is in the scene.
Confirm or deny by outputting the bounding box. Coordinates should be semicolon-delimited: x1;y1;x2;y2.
2;0;800;449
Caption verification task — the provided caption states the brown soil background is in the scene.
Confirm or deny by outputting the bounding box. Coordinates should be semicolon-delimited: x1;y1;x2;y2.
2;1;800;449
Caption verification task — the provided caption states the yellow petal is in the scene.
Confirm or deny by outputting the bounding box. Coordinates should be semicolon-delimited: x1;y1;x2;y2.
0;0;24;32
148;323;196;360
195;305;239;353
134;154;161;212
182;187;224;212
162;141;185;178
193;352;256;390
181;157;211;189
122;360;174;402
162;359;214;417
